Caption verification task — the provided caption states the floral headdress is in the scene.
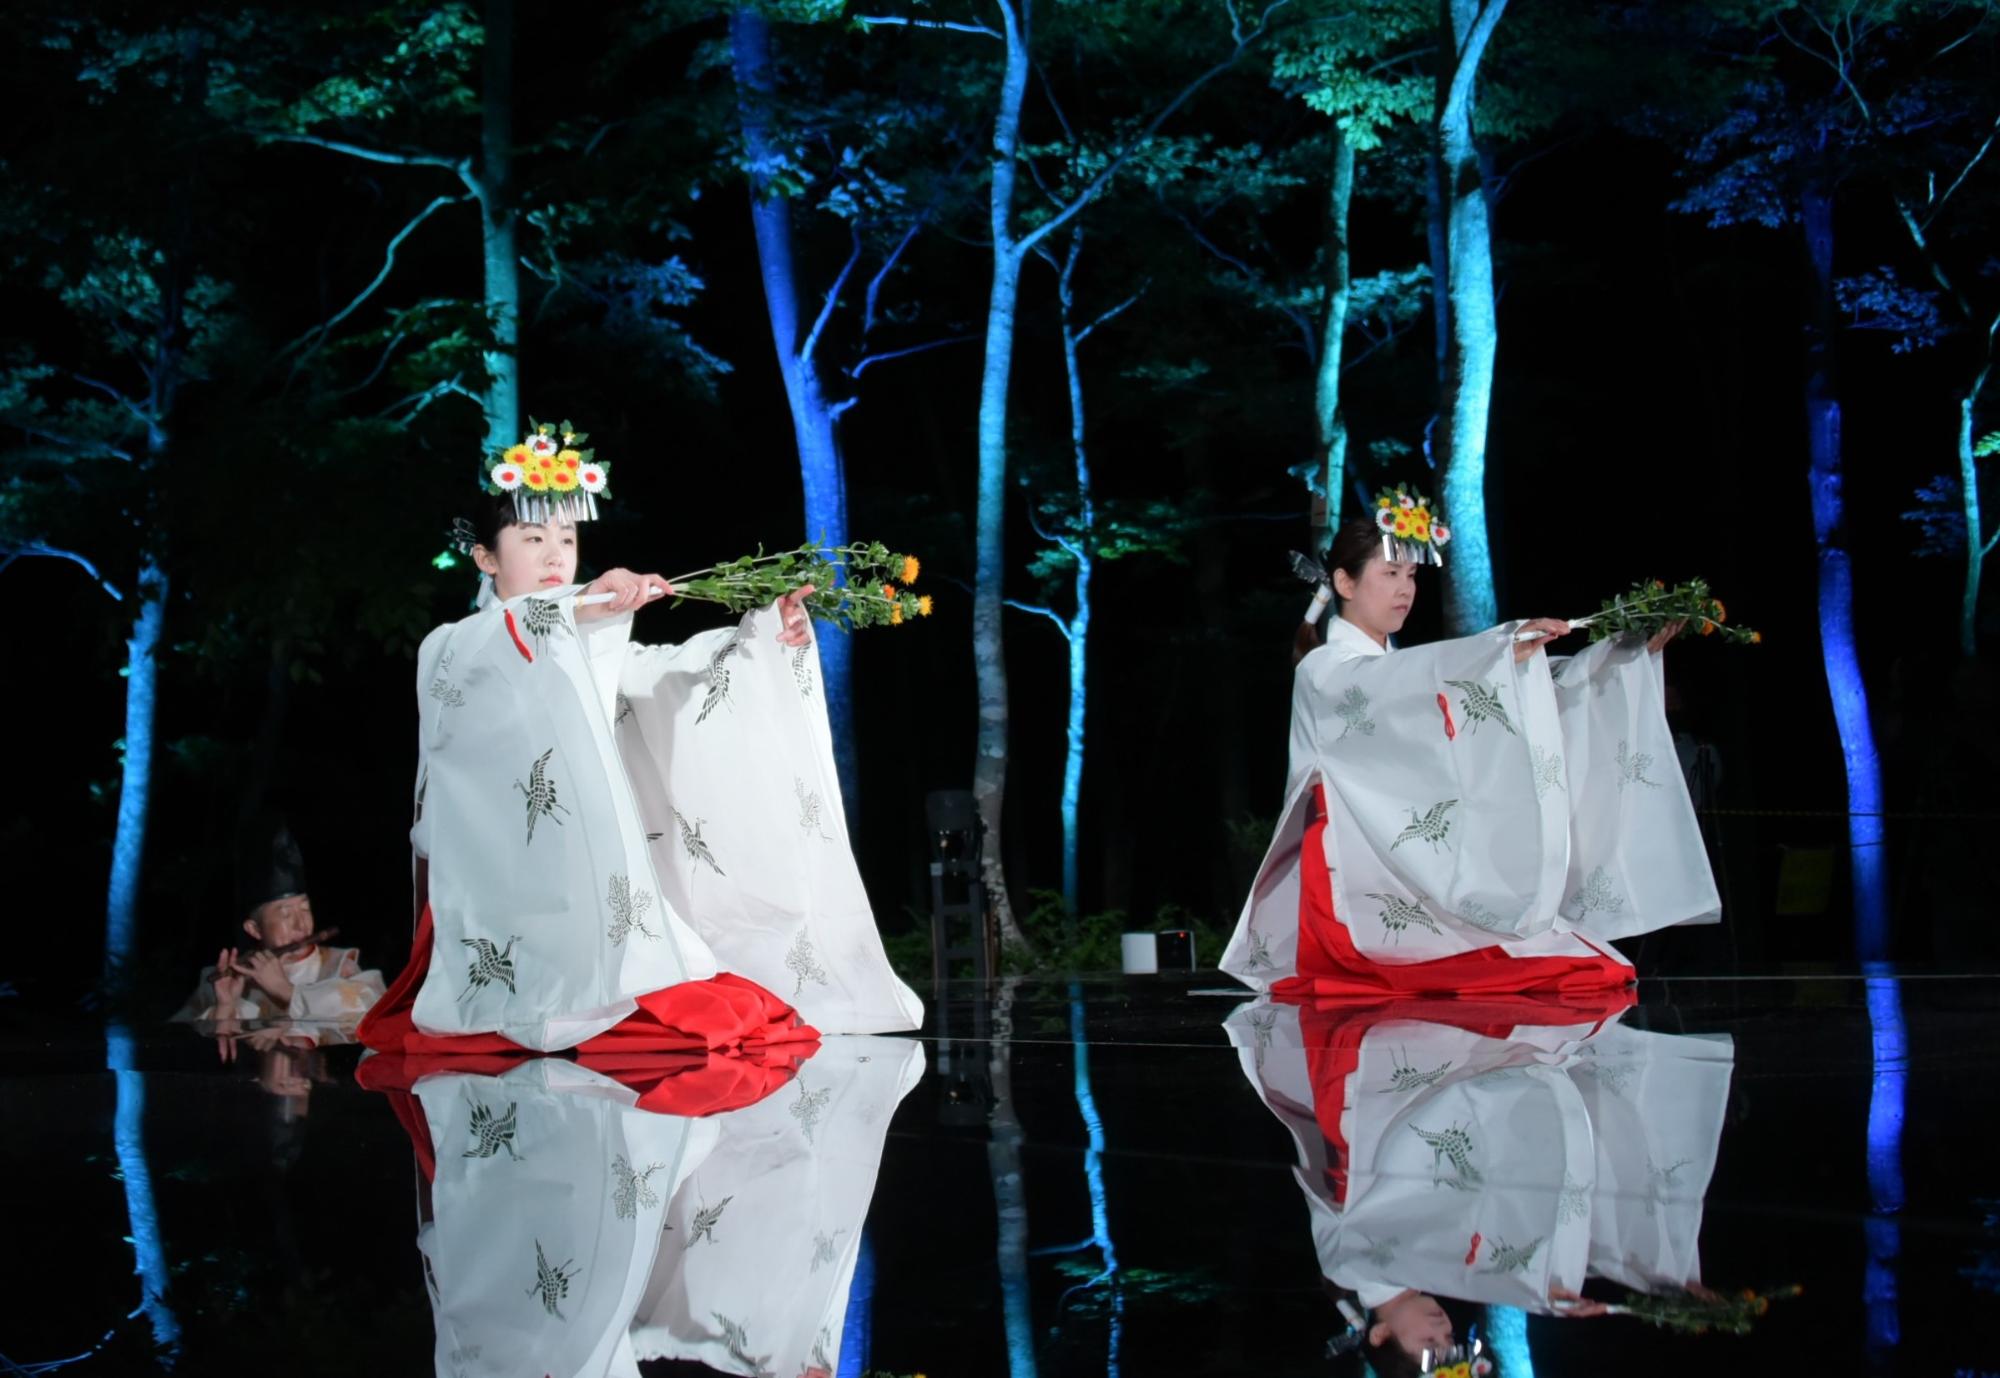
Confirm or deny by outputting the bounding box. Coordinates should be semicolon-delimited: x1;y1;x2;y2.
483;417;610;527
1373;484;1449;567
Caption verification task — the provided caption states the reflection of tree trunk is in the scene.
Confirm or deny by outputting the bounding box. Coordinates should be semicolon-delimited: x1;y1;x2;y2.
1314;129;1355;537
973;1;1034;953
1800;178;1887;959
1435;0;1506;635
731;9;859;819
1861;972;1905;1372
988;975;1037;1378
107;1021;181;1360
476;0;520;455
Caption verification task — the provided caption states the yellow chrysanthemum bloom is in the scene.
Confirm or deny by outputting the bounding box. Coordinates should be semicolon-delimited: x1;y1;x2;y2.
1378;497;1393;509
523;469;550;491
557;449;582;469
549;467;579;491
1392;517;1411;536
917;595;934;617
504;443;534;468
900;554;921;585
891;603;905;626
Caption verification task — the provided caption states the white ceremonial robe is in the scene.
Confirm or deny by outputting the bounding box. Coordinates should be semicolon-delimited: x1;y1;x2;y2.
1221;617;1719;987
629;1037;926;1377
408;589;920;1048
412;1059;720;1378
1222;1001;1734;1313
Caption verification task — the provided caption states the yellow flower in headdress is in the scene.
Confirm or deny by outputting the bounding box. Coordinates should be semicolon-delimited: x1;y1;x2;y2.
1392;515;1412;537
522;468;550;491
557;449;582;470
503;443;535;469
549;466;579;492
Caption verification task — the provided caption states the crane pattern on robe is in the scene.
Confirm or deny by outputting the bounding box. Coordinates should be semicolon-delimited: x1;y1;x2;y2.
697;634;743;724
1443;679;1517;735
1391;800;1459;852
791;1079;831;1145
785;928;830;996
429;651;466;708
673;808;725;876
687;1194;733;1246
458;937;520;1000
1368;892;1442;942
1531;744;1566;799
791;643;814;699
712;1313;775;1378
1564;865;1626;921
519;596;568;654
1412;1122;1483;1191
810;1230;841;1273
795;777;832;840
605;873;658;945
1617;739;1662;789
463;1099;520;1160
1382;1050;1454;1092
610;1154;667;1220
514;748;571;844
1479;1235;1545;1275
526;1239;579;1320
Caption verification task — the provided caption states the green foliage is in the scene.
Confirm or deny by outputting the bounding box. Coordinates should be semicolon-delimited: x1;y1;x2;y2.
1587;578;1759;646
668;540;930;631
1000;889;1230;973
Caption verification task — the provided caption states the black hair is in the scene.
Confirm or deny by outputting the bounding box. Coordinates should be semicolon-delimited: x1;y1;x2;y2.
1294;517;1386;664
470;492;525;553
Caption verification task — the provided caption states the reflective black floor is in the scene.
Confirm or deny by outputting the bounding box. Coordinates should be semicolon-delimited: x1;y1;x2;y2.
3;970;1996;1377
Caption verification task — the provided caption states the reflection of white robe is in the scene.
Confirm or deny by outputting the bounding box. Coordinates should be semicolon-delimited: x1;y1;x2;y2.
413;1060;718;1378
1223;1001;1734;1312
1221;617;1719;987
408;589;920;1049
630;1038;926;1377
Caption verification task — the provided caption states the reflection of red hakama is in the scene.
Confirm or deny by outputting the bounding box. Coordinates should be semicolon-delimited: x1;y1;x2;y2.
1274;785;1633;1002
356;904;820;1059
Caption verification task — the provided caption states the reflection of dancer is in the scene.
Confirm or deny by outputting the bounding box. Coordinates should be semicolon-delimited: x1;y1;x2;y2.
1223;996;1735;1372
1223;498;1717;997
630;1037;924;1377
359;419;918;1057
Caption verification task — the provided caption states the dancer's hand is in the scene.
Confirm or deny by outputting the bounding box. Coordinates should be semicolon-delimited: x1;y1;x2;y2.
1514;617;1571;662
775;585;815;647
1549;1286;1609;1318
238;949;294;1005
1647;618;1687;654
576;567;672;621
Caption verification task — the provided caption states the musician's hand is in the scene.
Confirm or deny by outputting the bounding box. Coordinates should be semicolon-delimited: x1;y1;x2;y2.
1647;618;1687;654
576;567;672;621
239;950;294;1005
1514;617;1572;663
775;585;815;647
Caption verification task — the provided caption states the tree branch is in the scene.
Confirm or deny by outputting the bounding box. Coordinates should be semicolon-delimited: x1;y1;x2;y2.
1076;284;1146;345
65;373;149;427
848;333;978;378
802;222;866;367
1442;0;1509;130
853;14;1003;38
15;424;135;463
1005;597;1072;638
261;132;467;177
1015;0;1296;259
1925;108;2000;227
0;542;123;600
282;194;470;381
864;219;924;338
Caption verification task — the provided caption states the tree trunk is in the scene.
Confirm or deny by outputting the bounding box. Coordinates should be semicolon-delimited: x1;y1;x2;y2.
103;558;166;994
1435;0;1505;634
974;0;1034;952
1800;178;1887;961
1314;127;1356;539
1054;236;1093;914
477;0;520;455
988;976;1037;1378
730;9;860;817
107;1021;181;1359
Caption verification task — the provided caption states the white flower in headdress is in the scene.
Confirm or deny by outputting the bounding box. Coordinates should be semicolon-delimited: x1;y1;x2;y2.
492;463;525;491
578;464;607;493
1432;523;1451;546
1399;491;1416;509
1376;507;1400;533
527;432;560;458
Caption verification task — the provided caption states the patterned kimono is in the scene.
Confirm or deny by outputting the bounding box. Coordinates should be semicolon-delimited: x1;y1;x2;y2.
360;587;919;1056
173;944;386;1025
1221;616;1720;997
1223;998;1735;1312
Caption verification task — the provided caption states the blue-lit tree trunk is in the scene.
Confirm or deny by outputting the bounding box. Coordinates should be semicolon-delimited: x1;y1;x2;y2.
104;559;168;995
107;1021;181;1364
1434;0;1506;634
1801;180;1888;960
1312;128;1356;540
730;8;859;816
988;976;1038;1378
1862;971;1906;1371
476;0;519;453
